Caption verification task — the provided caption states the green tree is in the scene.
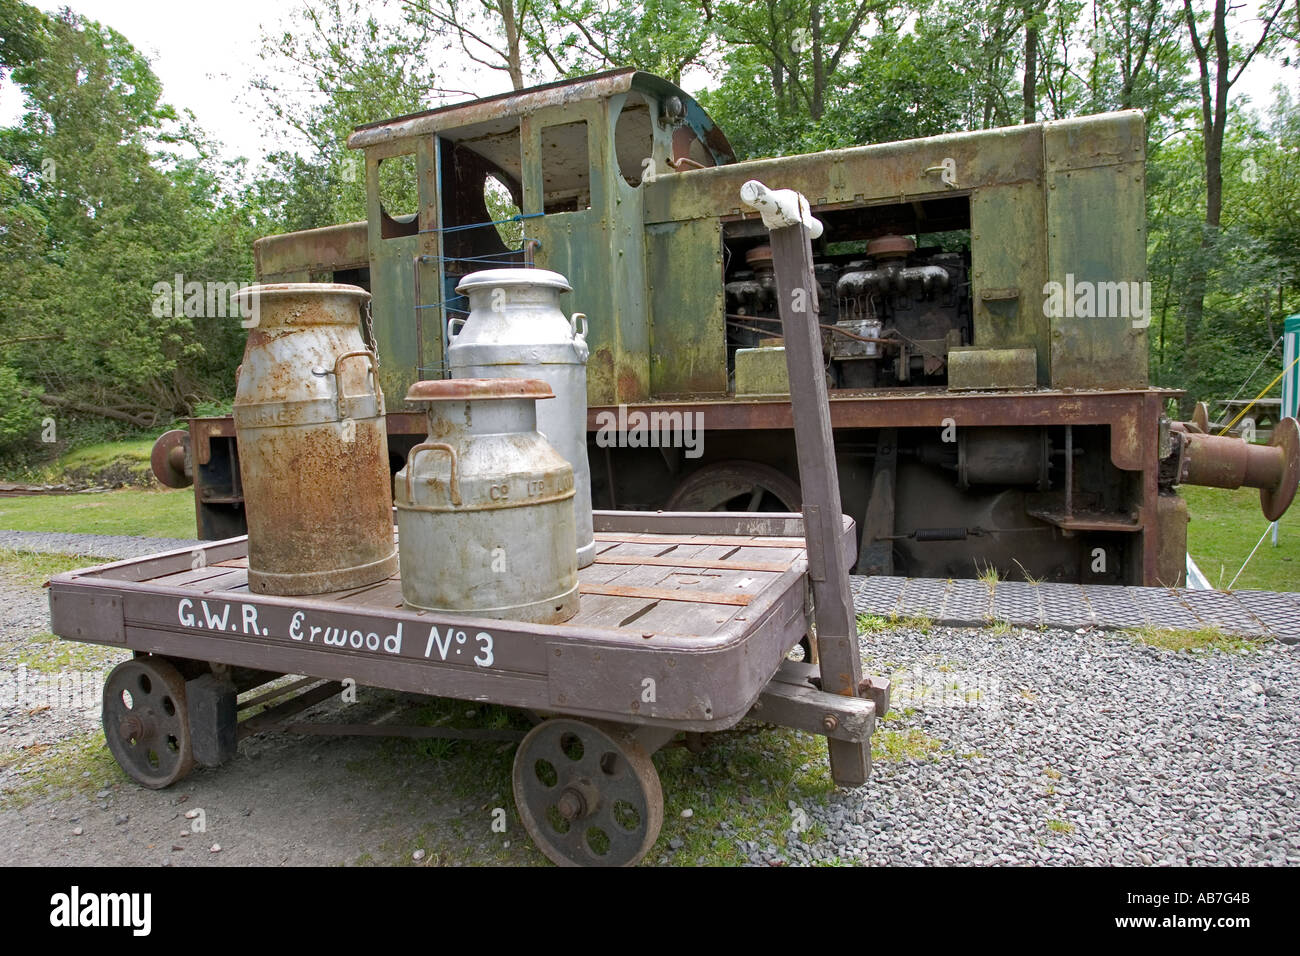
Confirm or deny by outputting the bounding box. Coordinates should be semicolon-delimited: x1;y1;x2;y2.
0;7;252;441
250;0;442;227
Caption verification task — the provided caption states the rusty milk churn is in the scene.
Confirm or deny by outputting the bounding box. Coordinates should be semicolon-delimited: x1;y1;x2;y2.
448;269;595;568
232;283;398;595
395;378;579;624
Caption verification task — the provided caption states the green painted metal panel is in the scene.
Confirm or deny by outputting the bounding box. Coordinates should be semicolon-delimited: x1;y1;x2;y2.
642;122;1042;225
1044;112;1148;388
645;217;727;397
524;98;651;406
970;180;1049;383
369;232;421;407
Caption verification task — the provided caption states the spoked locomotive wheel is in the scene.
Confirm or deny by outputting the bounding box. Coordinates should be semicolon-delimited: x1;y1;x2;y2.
513;719;663;867
102;657;195;789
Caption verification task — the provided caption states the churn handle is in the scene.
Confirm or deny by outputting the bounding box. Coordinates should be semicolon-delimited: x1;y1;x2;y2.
405;442;462;506
569;312;588;340
448;316;467;339
333;350;378;418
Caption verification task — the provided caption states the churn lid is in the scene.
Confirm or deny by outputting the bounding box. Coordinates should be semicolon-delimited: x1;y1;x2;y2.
455;269;572;295
405;378;555;403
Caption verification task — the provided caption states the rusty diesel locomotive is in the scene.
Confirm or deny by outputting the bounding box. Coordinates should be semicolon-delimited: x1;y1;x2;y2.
155;69;1299;586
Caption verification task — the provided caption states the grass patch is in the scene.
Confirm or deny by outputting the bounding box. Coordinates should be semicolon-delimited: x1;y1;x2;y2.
0;548;103;586
652;725;837;866
871;728;943;762
0;730;124;809
55;439;156;483
1127;625;1264;654
881;705;916;723
14;631;123;673
364;707;844;866
987;618;1013;636
6;437;160;488
1046;818;1074;834
0;487;195;539
1182;486;1300;592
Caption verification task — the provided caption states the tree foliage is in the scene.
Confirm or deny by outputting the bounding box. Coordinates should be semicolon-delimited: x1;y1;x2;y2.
0;5;252;446
2;0;1299;462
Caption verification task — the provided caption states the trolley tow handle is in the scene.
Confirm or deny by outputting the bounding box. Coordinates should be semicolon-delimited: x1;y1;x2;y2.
406;442;462;506
332;349;379;418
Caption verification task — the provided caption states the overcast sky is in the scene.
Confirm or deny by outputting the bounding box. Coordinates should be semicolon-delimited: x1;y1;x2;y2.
0;0;518;163
1;0;1296;169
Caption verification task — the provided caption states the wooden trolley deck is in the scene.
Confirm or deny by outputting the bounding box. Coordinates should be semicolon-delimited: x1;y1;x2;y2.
48;511;867;735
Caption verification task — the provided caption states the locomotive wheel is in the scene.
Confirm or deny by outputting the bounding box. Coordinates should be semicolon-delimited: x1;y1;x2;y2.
512;718;663;867
102;657;195;789
665;460;802;513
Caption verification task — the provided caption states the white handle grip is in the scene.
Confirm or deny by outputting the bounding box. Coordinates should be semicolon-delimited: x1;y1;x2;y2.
739;180;824;239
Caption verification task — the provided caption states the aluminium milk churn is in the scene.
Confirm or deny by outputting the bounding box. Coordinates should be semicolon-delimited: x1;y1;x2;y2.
232;283;398;595
395;378;580;624
448;269;595;568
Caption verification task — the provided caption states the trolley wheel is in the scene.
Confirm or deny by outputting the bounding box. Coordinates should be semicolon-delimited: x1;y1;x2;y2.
512;718;663;867
102;657;195;789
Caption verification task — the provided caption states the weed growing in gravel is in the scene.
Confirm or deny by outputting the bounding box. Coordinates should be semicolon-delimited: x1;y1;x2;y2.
856;612;935;635
1128;626;1266;655
1047;818;1074;834
872;728;943;762
653;725;837;865
1012;560;1043;585
988;619;1014;636
856;613;890;632
882;706;917;723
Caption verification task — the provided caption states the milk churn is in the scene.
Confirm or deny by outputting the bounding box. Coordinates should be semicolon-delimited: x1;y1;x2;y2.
448;269;595;568
395;378;579;624
232;283;398;595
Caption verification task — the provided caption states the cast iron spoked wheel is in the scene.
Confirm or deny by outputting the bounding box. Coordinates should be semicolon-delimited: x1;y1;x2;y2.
512;718;663;867
102;657;195;789
664;460;802;513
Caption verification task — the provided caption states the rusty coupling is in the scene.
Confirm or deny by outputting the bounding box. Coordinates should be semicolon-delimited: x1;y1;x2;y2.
1170;417;1300;521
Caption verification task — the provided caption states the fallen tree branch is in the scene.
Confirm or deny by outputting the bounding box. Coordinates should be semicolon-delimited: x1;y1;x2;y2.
35;393;156;428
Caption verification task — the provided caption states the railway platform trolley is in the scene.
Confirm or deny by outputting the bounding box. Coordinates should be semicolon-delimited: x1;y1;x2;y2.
49;195;886;867
47;510;885;867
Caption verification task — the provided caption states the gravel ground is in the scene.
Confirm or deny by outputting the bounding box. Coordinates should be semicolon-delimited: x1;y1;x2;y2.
2;531;1297;866
0;530;199;560
775;620;1300;867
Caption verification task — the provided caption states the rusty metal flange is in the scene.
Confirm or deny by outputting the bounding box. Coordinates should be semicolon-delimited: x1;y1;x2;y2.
1262;416;1300;522
150;429;192;489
